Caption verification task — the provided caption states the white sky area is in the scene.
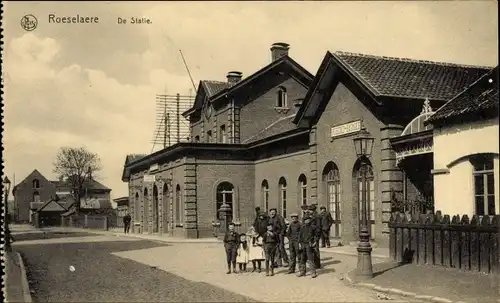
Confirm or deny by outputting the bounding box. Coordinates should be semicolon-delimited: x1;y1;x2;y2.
3;1;498;200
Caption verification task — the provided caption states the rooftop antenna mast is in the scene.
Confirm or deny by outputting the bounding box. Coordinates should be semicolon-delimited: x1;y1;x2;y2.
179;49;197;92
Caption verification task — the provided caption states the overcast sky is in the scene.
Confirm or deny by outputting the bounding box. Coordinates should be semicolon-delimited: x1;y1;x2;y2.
3;1;498;199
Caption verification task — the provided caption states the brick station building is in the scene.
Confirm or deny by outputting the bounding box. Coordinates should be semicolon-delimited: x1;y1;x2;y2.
122;43;492;245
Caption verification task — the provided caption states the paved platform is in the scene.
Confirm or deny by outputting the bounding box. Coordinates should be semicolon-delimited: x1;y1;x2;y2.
112;242;416;302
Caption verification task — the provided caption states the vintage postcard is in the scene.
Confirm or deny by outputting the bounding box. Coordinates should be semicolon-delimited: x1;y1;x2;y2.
2;1;499;302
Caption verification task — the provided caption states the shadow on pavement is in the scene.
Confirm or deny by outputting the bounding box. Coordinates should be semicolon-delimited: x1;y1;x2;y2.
368;261;499;303
13;231;98;242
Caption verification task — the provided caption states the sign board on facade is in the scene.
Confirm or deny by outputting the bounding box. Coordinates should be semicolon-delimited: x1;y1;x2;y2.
143;174;155;183
331;120;362;138
149;163;159;172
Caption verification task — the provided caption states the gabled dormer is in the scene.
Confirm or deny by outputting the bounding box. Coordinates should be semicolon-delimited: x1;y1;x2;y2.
184;43;314;145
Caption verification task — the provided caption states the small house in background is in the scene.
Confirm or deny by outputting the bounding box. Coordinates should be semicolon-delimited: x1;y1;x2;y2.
31;198;67;227
113;196;129;228
13;169;112;223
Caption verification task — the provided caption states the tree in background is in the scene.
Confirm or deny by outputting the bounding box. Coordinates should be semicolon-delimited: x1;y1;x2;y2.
53;147;101;214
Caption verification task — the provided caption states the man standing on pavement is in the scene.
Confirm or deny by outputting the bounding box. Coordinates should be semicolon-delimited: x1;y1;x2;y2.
268;208;289;267
307;204;322;269
319;206;333;248
123;213;132;234
298;213;318;278
286;213;301;274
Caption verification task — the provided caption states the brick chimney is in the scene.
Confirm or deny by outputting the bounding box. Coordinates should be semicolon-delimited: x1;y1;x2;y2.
226;71;243;84
271;42;290;62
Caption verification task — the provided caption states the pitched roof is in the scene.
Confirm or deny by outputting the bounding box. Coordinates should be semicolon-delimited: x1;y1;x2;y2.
426;66;499;125
333;51;492;100
12;169;55;195
241;114;300;144
295;51;493;125
35;199;67;213
183;56;313;117
50;178;111;191
202;80;233;97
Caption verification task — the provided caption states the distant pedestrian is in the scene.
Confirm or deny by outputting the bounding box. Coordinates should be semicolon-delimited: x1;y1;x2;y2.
223;222;239;274
247;227;264;273
298;214;318;278
236;233;250;272
319;206;333;248
123;213;132;234
263;223;279;276
286;213;301;274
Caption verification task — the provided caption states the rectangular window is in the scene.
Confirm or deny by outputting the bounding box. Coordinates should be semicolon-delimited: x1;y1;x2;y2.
473;155;496;215
194;135;200;143
219;125;227;143
206;130;212;143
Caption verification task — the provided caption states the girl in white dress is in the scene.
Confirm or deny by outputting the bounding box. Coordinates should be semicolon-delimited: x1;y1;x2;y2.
247;227;265;273
236;233;250;272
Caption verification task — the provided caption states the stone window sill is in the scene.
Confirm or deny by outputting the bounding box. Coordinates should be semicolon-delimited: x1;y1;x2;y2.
274;107;290;114
176;223;184;228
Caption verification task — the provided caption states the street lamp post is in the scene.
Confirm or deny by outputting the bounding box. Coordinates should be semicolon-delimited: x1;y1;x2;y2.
353;129;375;281
3;176;12;252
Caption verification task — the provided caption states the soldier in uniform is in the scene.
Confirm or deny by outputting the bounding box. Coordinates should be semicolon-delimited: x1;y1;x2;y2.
298;214;318;278
286;213;301;274
223;222;239;274
308;204;322;269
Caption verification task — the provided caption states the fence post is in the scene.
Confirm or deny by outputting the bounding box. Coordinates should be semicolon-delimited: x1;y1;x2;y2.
85;215;88;228
389;213;396;261
104;216;108;231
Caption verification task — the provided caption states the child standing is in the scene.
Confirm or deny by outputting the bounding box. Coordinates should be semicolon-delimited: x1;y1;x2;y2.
223;222;238;274
247;227;264;273
236;233;250;272
263;223;279;276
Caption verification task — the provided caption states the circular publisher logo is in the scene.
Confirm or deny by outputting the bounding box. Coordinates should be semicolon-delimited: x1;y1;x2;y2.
21;14;38;31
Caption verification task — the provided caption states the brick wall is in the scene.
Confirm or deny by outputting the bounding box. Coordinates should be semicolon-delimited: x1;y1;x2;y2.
314;83;386;243
239;76;308;143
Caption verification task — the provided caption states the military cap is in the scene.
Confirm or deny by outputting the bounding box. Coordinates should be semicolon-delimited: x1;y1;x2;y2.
290;213;299;218
308;204;316;211
301;205;309;211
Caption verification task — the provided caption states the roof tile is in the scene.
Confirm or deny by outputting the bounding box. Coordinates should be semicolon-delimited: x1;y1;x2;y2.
334;51;492;100
201;80;233;97
242;114;299;144
427;66;499;123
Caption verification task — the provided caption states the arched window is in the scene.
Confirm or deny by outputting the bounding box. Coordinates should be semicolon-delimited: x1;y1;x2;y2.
276;86;287;108
32;179;40;189
298;174;307;206
175;185;183;225
278;177;287;218
216;182;234;220
354;160;375;239
323;162;341;238
134;192;140;222
261;180;269;211
143;187;148;231
471;154;496;215
153;184;159;233
33;191;40;202
162;184;169;232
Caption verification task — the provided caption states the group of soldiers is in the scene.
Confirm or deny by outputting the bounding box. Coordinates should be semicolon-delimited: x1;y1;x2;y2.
252;204;334;278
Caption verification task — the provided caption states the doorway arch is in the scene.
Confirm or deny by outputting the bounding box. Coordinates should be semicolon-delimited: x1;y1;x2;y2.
322;161;341;238
143;187;149;234
162;183;169;232
352;158;375;239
